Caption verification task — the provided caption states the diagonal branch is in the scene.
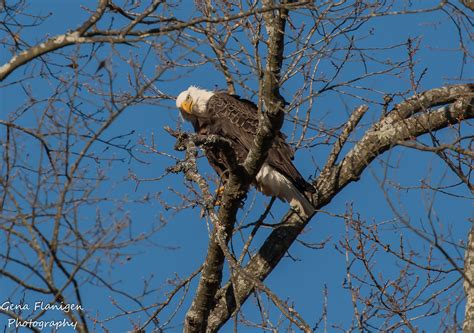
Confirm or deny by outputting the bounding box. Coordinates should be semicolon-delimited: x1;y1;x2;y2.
214;226;313;332
320;105;368;176
206;83;474;331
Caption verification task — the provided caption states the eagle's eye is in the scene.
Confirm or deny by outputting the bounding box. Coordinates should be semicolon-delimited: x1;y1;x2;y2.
186;94;191;101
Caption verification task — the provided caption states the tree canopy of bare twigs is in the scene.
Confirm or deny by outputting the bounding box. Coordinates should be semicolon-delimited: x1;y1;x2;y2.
0;1;472;332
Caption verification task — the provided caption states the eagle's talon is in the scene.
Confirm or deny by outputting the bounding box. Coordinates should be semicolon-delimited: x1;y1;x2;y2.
214;186;225;206
215;186;225;196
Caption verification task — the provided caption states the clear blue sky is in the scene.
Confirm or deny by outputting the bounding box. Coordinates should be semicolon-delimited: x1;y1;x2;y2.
0;1;472;332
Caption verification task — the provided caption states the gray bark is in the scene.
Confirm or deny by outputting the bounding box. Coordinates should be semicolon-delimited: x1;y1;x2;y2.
464;224;474;332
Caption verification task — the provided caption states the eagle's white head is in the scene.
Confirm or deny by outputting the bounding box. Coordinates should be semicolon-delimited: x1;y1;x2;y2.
176;86;214;117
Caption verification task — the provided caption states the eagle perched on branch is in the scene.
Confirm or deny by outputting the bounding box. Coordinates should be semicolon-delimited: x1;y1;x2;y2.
176;86;315;215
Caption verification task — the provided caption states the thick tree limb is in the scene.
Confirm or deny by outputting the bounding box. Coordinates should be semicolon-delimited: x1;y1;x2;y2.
206;84;474;331
243;0;289;175
464;225;474;332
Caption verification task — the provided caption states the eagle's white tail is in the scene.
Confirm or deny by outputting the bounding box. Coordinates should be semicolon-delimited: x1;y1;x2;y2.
256;164;315;216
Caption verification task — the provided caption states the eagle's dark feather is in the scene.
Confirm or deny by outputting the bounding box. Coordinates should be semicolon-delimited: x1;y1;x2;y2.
188;93;314;195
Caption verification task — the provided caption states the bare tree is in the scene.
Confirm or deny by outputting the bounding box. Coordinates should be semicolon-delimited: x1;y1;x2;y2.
0;1;472;332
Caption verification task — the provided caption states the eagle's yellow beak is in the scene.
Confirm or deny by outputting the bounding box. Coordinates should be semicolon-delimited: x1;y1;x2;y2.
180;99;193;114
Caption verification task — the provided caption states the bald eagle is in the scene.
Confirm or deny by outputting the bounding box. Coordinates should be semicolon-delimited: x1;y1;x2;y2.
176;86;315;215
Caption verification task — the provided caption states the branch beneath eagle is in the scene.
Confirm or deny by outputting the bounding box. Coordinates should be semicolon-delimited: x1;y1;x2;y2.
206;83;474;332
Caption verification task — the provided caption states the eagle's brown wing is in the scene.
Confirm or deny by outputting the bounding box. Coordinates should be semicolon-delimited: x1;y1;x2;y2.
204;93;314;194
